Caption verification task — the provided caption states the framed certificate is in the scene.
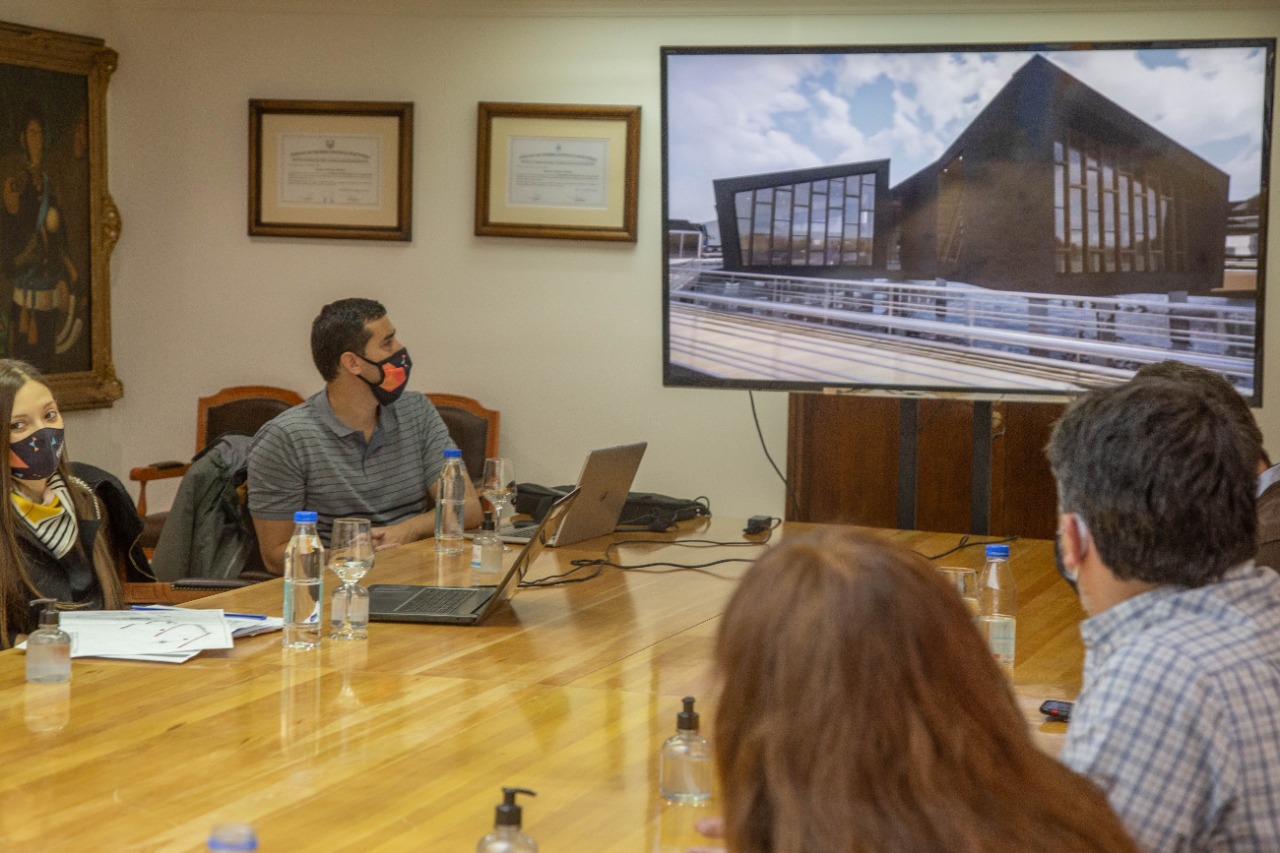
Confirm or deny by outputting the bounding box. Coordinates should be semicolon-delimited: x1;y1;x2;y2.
475;102;640;242
248;99;413;241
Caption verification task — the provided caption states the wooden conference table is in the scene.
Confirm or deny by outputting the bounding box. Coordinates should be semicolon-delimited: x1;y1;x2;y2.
0;517;1086;852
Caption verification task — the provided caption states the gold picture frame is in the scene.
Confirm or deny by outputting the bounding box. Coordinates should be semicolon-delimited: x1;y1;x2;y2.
248;99;413;241
0;21;123;410
475;102;640;242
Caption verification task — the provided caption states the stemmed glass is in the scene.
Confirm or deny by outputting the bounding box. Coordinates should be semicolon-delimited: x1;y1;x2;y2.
329;517;373;640
481;458;517;536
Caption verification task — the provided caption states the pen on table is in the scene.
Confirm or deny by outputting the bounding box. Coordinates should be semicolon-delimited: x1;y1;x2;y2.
132;605;269;621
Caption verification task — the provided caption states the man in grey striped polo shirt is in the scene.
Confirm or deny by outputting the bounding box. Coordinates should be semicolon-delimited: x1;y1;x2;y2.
248;298;482;573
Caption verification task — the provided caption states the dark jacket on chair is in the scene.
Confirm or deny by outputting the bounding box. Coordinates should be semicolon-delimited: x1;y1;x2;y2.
150;435;257;581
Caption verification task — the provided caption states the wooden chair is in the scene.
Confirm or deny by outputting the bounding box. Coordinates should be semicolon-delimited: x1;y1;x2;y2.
427;393;501;482
129;385;304;552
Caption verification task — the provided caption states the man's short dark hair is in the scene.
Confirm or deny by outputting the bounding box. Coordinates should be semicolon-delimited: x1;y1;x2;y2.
1133;360;1264;458
311;298;386;381
1046;378;1258;587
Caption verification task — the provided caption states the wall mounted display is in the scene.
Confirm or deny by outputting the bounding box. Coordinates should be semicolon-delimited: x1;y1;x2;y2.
662;41;1274;402
475;102;640;242
0;21;123;410
249;99;413;241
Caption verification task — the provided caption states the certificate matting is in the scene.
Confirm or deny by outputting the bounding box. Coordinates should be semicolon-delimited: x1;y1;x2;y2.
249;100;413;241
476;103;640;242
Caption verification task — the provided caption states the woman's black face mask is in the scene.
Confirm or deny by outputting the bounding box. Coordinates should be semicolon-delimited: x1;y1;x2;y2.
10;426;65;481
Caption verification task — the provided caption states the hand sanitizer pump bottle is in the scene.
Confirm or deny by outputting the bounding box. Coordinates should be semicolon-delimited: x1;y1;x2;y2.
26;598;71;683
476;787;538;853
660;695;712;803
471;510;503;577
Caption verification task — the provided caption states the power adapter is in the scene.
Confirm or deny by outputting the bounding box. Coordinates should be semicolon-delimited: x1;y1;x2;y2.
744;515;772;535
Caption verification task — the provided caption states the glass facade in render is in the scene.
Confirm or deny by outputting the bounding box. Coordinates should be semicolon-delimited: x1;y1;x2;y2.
1053;131;1189;276
733;172;877;268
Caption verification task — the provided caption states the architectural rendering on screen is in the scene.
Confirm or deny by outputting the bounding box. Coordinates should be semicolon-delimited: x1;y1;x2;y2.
663;43;1272;399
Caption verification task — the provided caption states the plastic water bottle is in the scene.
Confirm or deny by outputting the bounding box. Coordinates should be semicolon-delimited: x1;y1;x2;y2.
660;696;712;804
435;448;466;554
978;543;1016;676
283;511;324;650
476;788;538;853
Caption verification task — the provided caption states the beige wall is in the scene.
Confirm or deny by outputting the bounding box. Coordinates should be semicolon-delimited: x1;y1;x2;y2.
2;0;1278;521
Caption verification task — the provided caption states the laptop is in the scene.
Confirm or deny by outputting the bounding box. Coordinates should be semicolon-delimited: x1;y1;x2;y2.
497;442;647;547
367;488;580;626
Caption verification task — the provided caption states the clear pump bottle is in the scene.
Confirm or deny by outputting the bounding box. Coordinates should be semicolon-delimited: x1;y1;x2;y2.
476;787;538;853
25;598;70;683
471;511;503;578
660;696;712;804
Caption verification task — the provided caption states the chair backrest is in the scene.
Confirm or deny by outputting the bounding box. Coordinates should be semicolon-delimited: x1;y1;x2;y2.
427;393;501;482
196;386;305;452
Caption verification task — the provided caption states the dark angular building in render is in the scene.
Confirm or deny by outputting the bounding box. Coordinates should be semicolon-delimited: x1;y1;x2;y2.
713;159;892;278
714;55;1231;297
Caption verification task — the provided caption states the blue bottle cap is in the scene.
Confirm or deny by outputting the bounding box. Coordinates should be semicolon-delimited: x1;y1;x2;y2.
293;510;318;523
443;448;462;458
207;823;258;851
985;544;1010;559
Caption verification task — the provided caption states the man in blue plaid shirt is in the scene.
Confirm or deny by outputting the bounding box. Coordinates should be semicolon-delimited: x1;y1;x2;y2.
1048;378;1280;852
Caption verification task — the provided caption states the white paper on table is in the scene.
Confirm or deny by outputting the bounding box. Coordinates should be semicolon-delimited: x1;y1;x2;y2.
12;641;199;664
93;651;202;664
60;609;235;659
132;604;283;638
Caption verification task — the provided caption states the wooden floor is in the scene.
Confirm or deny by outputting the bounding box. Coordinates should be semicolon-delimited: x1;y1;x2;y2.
0;517;1084;851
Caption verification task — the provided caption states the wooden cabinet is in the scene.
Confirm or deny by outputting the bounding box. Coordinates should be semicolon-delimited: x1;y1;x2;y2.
785;393;1065;539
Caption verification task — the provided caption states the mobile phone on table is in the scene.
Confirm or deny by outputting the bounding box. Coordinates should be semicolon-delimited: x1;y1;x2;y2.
1039;699;1073;722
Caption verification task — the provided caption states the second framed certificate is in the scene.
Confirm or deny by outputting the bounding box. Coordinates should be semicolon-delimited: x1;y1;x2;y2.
475;102;640;242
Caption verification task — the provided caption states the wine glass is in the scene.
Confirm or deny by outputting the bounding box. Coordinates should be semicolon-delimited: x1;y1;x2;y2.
936;566;980;619
328;517;373;640
481;458;517;535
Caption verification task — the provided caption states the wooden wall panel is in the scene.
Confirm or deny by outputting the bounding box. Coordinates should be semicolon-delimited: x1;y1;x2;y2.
989;401;1065;539
915;399;975;533
785;394;899;527
787;393;1065;540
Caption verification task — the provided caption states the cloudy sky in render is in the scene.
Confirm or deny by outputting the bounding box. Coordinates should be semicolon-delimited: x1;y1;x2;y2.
664;44;1271;225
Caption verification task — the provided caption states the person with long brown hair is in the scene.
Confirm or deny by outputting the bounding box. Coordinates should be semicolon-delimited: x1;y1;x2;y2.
0;359;124;646
689;528;1135;853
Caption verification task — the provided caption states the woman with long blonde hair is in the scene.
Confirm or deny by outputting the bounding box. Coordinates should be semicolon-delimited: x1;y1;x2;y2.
699;529;1135;853
0;359;124;646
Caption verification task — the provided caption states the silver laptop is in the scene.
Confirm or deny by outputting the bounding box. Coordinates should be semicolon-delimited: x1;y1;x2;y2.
367;488;579;625
499;442;646;547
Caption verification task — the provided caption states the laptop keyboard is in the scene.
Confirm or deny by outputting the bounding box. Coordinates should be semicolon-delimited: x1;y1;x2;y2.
503;525;537;541
398;587;480;614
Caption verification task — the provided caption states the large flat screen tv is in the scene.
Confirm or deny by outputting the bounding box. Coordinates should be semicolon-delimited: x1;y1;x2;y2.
662;40;1274;402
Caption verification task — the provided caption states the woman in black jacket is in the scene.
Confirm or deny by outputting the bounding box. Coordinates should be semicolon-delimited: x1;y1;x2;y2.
0;359;123;646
